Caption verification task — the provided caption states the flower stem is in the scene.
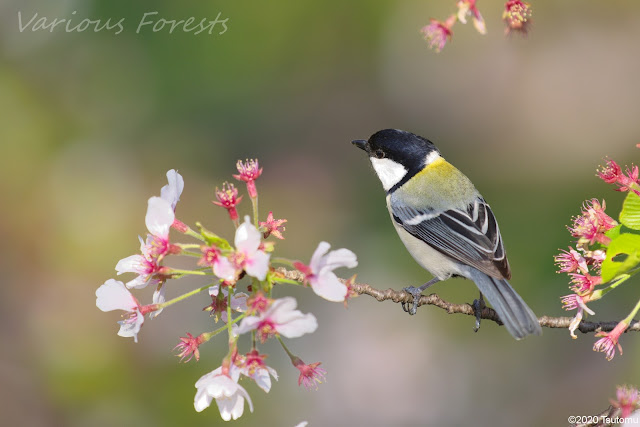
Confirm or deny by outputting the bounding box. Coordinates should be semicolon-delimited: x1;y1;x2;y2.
591;273;632;301
176;243;203;250
184;227;206;242
156;283;214;309
201;324;231;342
622;297;640;325
251;195;259;228
176;249;204;257
226;286;235;342
166;268;212;276
276;335;296;363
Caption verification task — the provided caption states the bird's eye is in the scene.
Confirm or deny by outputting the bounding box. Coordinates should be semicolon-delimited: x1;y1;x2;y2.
374;149;385;159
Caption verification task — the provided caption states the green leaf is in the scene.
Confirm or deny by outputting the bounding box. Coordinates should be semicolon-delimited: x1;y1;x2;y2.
620;191;640;230
601;233;640;282
605;224;622;241
195;222;232;250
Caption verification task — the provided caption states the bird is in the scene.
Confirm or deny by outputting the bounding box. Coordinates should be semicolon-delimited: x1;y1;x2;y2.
352;129;541;339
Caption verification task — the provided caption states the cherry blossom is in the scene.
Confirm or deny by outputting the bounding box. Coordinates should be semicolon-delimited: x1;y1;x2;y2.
293;357;327;391
233;159;262;198
206;285;248;323
260;211;287;240
214;182;242;223
594;321;629;361
236;350;278;393
294;241;358;302
96;279;154;343
236;297;317;342
215;217;270;281
421;16;455;53
194;366;253;420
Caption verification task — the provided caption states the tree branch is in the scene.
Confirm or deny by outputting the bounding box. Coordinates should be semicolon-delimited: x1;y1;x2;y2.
275;268;640;334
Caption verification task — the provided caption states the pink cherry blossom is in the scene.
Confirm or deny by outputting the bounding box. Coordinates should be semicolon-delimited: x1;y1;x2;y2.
294;241;358;302
420;16;455;53
260;211;287;240
569;199;617;245
199;245;238;285
293;357;327;391
598;159;640;196
569;272;602;294
561;293;594;339
206;285;248;323
115;237;163;289
236;297;317;342
215;217;271;282
174;333;206;363
594;320;629;361
233;159;262;198
144;196;175;257
236;350;278;393
96;279;152;343
214;182;242;223
503;0;532;36
456;0;486;34
115;197;176;288
194;366;253;420
611;385;640;418
554;247;588;274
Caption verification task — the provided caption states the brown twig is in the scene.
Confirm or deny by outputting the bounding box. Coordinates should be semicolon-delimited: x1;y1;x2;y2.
275;268;640;334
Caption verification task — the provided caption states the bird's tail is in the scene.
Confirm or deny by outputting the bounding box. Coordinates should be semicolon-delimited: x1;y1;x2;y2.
469;270;542;340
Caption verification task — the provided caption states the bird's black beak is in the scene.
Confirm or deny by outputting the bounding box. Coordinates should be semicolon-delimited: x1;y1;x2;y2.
351;139;368;152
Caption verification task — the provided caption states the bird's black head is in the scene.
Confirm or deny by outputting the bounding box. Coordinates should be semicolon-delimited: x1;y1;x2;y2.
352;129;440;191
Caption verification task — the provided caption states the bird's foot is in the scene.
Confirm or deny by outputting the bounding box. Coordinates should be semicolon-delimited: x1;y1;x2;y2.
472;294;486;332
401;278;440;316
402;286;423;315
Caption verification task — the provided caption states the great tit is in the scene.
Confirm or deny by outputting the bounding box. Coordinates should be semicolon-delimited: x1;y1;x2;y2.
352;129;541;340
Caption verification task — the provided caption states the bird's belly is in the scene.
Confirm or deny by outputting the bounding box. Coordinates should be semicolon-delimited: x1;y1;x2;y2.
392;221;468;280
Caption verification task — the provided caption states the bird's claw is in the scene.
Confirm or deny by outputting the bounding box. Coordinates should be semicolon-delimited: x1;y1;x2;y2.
472;296;486;332
402;286;422;315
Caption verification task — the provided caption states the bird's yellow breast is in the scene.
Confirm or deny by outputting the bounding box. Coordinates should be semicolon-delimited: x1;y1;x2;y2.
396;157;478;211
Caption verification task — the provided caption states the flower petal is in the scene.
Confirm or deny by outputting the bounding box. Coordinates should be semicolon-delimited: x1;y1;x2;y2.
244;250;271;281
320;247;358;272
115;254;145;275
276;312;318;338
194;387;214;412
96;279;137;312
231;293;248;312
235;216;261;253
309;241;331;272
235;316;262;335
145;197;174;238
213;256;237;281
160;169;184;210
150;284;166;319
117;308;144;342
310;271;348;302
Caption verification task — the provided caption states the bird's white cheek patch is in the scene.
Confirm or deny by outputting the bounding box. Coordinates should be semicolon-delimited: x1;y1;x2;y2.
370;158;408;191
424;150;440;165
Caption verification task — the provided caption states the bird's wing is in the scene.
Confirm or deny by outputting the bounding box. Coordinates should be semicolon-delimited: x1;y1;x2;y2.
391;196;511;279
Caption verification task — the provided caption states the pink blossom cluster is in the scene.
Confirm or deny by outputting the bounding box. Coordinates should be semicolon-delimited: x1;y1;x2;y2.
556;198;620;351
598;159;640;197
95;161;358;421
611;385;640;419
420;1;531;52
555;155;640;361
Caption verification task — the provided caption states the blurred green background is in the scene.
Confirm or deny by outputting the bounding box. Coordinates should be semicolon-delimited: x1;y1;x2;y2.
2;0;640;425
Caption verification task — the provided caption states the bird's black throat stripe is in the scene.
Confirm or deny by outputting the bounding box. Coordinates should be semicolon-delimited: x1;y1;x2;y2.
386;166;422;195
